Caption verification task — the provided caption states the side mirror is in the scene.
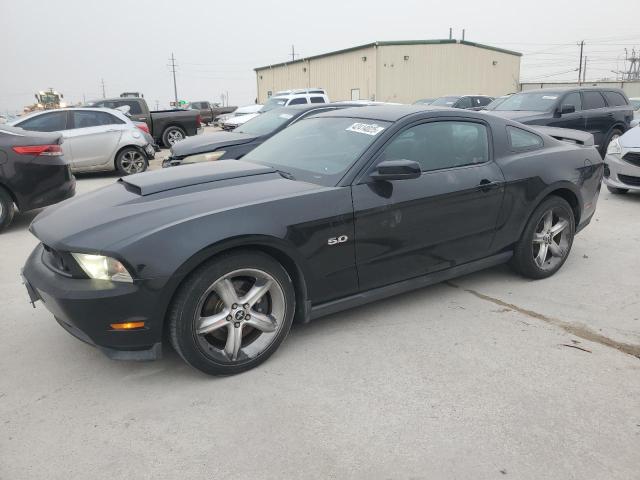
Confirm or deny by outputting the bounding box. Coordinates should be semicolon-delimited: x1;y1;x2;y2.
560;104;575;115
370;160;421;181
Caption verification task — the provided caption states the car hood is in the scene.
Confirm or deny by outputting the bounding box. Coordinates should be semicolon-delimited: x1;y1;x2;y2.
620;125;640;148
487;110;548;122
171;130;257;157
30;160;322;252
225;113;259;126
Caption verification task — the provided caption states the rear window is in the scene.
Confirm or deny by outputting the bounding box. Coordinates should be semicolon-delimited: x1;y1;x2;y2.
603;91;628;107
310;97;326;104
507;126;544;150
288;98;308;105
582;91;606;110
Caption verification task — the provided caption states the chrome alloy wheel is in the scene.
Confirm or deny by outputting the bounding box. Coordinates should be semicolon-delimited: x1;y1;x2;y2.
167;129;184;145
532;208;571;271
120;150;146;174
193;269;286;363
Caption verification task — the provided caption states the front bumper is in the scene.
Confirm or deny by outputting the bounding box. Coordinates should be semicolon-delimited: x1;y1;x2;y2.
22;243;166;360
603;151;640;191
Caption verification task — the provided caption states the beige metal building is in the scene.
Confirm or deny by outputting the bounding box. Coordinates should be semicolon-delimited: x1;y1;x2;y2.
254;39;521;104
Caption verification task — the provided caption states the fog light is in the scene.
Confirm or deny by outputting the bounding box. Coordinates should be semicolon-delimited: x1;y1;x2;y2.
110;321;145;330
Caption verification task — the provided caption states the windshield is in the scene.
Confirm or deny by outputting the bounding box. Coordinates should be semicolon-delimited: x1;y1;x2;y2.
495;92;560;112
243;117;390;186
414;98;435;105
431;96;460;106
235;108;295;136
484;96;509;110
260;97;288;112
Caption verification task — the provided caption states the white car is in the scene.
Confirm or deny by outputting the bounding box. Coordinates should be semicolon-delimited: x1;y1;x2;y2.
220;104;263;131
629;97;640;127
604;126;640;194
260;89;330;113
10;108;154;175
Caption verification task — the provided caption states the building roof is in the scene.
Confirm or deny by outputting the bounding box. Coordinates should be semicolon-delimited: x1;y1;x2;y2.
254;39;522;71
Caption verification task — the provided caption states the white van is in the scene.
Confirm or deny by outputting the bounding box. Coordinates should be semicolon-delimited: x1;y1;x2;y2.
260;89;330;112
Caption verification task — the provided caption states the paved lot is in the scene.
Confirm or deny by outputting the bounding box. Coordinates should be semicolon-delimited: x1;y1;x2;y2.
1;162;639;479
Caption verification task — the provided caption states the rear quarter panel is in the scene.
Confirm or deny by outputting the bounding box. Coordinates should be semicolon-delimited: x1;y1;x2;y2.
491;138;603;251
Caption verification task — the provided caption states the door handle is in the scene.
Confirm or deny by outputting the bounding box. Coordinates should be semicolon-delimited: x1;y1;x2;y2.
477;179;503;192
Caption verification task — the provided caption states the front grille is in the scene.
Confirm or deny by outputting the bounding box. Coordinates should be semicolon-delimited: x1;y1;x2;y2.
42;244;71;276
618;174;640;187
622;151;640;168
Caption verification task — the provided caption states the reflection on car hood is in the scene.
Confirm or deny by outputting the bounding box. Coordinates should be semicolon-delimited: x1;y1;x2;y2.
620;125;640;148
171;130;257;157
29;160;323;252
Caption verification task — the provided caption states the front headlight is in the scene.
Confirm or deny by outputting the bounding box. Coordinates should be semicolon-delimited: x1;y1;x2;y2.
183;151;226;163
71;253;133;283
607;137;622;156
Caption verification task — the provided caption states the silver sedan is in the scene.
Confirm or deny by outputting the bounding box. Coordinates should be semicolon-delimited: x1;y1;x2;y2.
604;126;640;194
11;107;154;175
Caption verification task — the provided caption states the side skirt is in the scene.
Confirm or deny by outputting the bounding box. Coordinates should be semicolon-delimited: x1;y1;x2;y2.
309;251;513;321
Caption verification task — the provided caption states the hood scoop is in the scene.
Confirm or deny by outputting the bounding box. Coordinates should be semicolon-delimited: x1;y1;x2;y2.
119;160;275;195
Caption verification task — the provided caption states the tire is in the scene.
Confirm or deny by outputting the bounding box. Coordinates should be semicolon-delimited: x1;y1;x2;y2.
511;196;575;280
168;250;296;375
115;147;147;176
0;187;15;233
162;126;186;148
607;186;628;194
602;128;623;158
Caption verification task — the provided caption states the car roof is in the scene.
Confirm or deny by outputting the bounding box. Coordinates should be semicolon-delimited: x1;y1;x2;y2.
518;86;625;94
313;104;452;122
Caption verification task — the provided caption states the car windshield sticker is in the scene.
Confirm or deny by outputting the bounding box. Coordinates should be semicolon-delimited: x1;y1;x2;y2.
279;114;293;119
346;123;385;136
542;95;558;100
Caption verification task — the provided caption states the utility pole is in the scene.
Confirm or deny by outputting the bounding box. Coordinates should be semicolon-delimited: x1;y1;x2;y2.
169;53;179;106
226;91;229;107
582;56;587;83
290;45;297;62
155;100;160;110
577;40;584;83
101;78;106;98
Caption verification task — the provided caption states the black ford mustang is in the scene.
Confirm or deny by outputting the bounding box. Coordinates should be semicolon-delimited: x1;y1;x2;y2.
23;106;603;375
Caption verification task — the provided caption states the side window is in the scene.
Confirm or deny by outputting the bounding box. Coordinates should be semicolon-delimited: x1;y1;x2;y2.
561;92;582;111
507;126;544;150
71;111;123;129
455;97;473;109
190;102;200;109
582;91;606;110
379;121;489;172
310;97;326;104
288;98;308;105
17;111;68;132
477;97;492;106
603;91;628;107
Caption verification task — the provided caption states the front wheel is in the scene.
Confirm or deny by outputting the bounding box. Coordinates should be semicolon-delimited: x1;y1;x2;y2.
115;147;147;176
168;251;295;375
511;196;575;279
162;126;186;147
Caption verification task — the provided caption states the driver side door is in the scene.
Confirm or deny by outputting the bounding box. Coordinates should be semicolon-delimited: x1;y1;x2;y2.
352;119;505;291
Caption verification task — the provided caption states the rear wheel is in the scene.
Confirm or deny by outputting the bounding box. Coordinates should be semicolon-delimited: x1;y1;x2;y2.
115;147;147;176
607;186;628;194
511;196;575;279
168;251;295;375
162;126;186;147
0;187;15;233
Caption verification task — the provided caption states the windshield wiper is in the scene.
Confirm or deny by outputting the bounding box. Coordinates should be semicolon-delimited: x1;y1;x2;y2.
276;170;295;180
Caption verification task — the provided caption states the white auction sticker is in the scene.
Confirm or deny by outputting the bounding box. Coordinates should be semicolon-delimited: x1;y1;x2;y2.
542;95;558;100
346;123;385;136
279;113;293;119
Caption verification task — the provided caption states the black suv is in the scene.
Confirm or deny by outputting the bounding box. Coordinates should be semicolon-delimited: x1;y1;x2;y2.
489;87;633;156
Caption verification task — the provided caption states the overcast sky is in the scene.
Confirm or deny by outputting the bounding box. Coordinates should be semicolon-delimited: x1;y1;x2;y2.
1;0;638;113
